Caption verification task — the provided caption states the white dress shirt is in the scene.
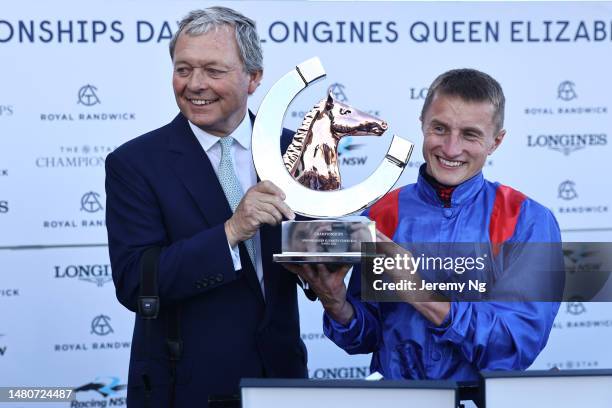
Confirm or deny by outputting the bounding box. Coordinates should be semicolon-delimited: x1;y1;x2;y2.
188;114;265;294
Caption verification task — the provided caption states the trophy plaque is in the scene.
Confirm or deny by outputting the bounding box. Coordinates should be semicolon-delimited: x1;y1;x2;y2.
252;57;413;263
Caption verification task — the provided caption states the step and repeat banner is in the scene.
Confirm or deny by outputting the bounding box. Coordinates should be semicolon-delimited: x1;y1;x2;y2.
1;1;612;406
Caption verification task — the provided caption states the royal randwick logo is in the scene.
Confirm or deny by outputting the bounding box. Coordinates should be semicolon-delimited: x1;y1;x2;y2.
555;180;609;216
557;81;577;102
78;85;101;107
91;315;114;336
525;80;608;156
40;84;136;122
558;180;578;201
43;191;106;230
525;81;608;155
81;191;104;213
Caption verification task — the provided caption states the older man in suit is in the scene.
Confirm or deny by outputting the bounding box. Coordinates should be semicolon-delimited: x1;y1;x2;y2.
105;7;308;408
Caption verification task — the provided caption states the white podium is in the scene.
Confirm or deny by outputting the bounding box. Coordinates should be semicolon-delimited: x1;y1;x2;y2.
241;378;459;408
481;369;612;408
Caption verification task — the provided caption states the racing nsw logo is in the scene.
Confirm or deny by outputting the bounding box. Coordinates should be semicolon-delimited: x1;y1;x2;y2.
74;376;126;398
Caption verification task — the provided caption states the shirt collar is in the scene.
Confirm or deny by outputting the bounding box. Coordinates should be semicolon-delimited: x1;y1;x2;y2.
188;112;252;152
417;163;485;208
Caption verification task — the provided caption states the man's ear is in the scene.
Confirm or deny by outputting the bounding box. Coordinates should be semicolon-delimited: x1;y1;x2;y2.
489;129;506;155
247;70;263;95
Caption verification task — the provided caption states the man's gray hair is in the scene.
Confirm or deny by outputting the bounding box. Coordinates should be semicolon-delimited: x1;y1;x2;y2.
169;6;263;74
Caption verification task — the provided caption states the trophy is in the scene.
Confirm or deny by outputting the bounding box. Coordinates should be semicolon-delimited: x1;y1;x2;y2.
252;57;413;263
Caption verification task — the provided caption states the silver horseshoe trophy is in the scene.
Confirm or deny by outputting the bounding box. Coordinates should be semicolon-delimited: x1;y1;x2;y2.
252;57;413;263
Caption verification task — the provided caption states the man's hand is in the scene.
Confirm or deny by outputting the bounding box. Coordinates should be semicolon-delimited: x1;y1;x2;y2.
375;229;450;326
225;181;295;247
284;263;355;325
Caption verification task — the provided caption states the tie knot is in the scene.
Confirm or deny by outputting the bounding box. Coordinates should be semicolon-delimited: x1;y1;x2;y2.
219;136;234;153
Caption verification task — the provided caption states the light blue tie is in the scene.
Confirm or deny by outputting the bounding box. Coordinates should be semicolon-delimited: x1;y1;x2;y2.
218;136;256;267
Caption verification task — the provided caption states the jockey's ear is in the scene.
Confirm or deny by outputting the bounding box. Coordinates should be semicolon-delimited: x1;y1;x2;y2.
325;91;334;111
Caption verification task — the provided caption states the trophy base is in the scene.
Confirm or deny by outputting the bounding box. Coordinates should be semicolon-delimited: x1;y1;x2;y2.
273;253;362;264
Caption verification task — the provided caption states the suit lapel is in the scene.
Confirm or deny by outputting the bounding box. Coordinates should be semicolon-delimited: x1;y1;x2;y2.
167;113;264;303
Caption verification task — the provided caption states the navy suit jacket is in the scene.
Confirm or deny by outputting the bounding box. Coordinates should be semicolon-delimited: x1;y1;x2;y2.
105;113;308;407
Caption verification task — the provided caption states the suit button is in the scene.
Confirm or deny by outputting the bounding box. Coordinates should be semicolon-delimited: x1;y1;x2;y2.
443;208;453;218
431;350;442;361
216;274;224;283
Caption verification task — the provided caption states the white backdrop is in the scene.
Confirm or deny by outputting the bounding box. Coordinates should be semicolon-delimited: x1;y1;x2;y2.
1;1;611;406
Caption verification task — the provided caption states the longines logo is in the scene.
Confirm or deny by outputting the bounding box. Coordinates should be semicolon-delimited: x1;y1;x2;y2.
35;145;115;169
524;81;607;115
73;376;127;406
43;191;105;229
556;180;609;215
309;366;370;379
0;105;13;117
526;133;607;156
409;86;428;100
91;315;114;336
54;264;112;287
40;85;136;122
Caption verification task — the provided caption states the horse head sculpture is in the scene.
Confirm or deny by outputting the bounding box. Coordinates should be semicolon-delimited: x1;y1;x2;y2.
283;91;388;190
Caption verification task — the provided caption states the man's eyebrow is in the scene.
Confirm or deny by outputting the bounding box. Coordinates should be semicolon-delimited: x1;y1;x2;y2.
461;126;484;136
429;118;449;127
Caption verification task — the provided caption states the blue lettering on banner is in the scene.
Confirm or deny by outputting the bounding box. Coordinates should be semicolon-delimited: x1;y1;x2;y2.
264;20;399;43
0;20;124;43
0;19;610;44
409;20;500;43
509;20;612;42
136;20;175;43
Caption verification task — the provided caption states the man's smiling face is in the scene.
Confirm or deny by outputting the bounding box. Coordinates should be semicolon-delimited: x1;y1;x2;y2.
421;93;505;186
172;25;262;137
